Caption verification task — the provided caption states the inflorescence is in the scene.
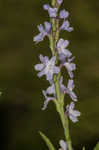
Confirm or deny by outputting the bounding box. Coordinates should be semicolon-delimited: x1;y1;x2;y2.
33;0;80;148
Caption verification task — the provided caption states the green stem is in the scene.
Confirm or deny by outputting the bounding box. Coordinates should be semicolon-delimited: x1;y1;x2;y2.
49;0;73;150
52;0;56;7
59;105;72;150
54;101;72;150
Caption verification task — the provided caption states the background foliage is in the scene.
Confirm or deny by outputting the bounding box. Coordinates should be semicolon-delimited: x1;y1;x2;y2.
0;0;99;149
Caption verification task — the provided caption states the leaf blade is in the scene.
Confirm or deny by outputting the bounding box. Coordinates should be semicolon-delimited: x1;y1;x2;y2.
39;131;56;150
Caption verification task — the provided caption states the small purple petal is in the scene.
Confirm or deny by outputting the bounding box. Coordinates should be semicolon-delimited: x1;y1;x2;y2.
48;7;58;18
64;62;76;78
44;22;51;32
73;110;81;116
69;114;78;123
59;9;69;19
57;39;69;49
53;66;60;74
42;90;55;110
39;54;49;64
60;76;63;85
37;24;44;33
46;84;55;95
66;102;80;123
60;20;69;30
43;4;58;18
43;4;50;10
46;72;53;82
43;56;49;64
61;49;72;57
39;54;44;62
71;63;76;70
68;71;74;78
68;56;75;63
69;91;77;101
57;39;72;61
64;62;71;70
33;33;44;43
67;27;74;32
68;102;74;110
37;70;45;77
58;54;66;63
42;99;50;110
50;56;56;64
64;79;77;101
33;22;51;43
59;76;66;93
62;39;69;48
34;64;44;71
60;20;73;32
57;0;63;5
67;79;74;90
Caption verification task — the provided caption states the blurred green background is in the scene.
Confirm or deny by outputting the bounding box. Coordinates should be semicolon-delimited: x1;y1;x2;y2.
0;0;99;149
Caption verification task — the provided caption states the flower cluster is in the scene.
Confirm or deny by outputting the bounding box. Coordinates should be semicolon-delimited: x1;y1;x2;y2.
34;0;80;124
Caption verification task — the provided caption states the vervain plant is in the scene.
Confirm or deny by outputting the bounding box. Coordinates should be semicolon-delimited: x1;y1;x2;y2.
33;0;99;150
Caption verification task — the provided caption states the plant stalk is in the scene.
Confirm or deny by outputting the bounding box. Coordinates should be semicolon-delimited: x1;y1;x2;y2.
49;0;73;150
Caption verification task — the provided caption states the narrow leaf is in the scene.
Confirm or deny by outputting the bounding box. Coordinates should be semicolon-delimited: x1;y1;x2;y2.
39;131;56;150
94;142;99;150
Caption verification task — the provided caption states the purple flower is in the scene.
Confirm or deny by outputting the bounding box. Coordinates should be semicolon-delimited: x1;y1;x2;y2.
59;140;67;150
57;0;63;5
44;76;66;97
59;76;67;93
59;9;73;32
57;38;72;62
64;79;77;101
45;83;56;96
33;22;51;43
34;55;60;82
63;58;76;78
42;83;56;110
68;56;75;63
42;76;66;110
43;4;50;10
60;20;73;32
43;4;58;18
42;90;56;110
59;9;69;19
66;102;80;123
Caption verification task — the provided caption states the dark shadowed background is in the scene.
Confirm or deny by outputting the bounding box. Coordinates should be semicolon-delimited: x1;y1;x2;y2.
0;0;99;150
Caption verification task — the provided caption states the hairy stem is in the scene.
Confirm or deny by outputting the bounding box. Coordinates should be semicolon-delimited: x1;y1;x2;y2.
49;0;73;150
